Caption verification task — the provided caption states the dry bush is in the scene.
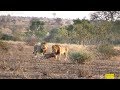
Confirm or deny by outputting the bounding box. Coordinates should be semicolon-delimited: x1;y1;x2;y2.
97;44;117;59
0;60;10;71
69;51;92;64
77;69;92;78
25;37;37;46
17;44;24;51
0;40;10;52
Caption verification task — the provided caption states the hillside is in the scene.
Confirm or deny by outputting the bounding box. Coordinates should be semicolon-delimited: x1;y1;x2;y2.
0;15;73;35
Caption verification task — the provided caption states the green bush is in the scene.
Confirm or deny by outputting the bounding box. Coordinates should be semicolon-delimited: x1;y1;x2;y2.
0;32;22;41
0;31;2;39
97;44;116;58
1;34;14;41
69;51;91;64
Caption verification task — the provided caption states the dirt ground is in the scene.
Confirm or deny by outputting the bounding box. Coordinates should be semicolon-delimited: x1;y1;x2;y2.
0;41;120;79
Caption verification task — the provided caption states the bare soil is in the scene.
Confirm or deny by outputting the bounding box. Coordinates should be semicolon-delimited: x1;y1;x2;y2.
0;41;120;79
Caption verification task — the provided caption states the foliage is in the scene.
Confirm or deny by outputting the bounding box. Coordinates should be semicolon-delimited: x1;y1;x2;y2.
25;18;48;42
73;18;82;25
55;18;62;24
1;34;14;41
0;31;2;39
90;11;120;21
47;27;69;43
97;44;116;59
47;17;120;45
0;13;120;46
34;30;48;41
69;51;91;64
72;19;94;45
30;19;44;32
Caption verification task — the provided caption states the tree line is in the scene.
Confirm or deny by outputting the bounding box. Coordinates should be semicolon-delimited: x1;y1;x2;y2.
0;11;120;46
25;11;120;45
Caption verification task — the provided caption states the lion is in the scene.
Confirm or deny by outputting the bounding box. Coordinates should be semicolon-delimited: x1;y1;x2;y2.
52;44;68;60
33;42;48;56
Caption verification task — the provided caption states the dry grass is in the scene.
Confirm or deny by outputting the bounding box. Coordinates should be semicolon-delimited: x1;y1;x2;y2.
0;41;120;79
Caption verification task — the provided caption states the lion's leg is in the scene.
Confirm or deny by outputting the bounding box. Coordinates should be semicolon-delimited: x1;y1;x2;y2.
54;55;58;60
58;54;61;60
65;48;68;60
64;53;67;61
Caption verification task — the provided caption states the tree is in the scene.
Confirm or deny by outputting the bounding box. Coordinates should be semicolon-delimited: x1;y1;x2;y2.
26;18;47;42
55;18;62;25
90;11;120;21
110;20;120;44
30;18;44;32
73;18;82;25
92;21;112;44
72;19;94;45
46;27;69;43
90;11;120;45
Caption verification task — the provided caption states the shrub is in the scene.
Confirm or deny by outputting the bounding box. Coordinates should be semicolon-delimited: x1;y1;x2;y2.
12;36;21;41
77;69;92;78
25;36;37;46
69;51;91;64
17;44;24;51
97;44;116;59
0;31;2;39
1;34;14;41
0;33;22;41
0;40;9;52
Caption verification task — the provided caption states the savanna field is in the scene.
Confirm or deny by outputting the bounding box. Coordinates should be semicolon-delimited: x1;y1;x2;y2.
0;40;120;79
0;11;120;79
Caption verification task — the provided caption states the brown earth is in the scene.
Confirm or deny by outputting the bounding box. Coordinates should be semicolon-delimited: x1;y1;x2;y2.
0;41;120;79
